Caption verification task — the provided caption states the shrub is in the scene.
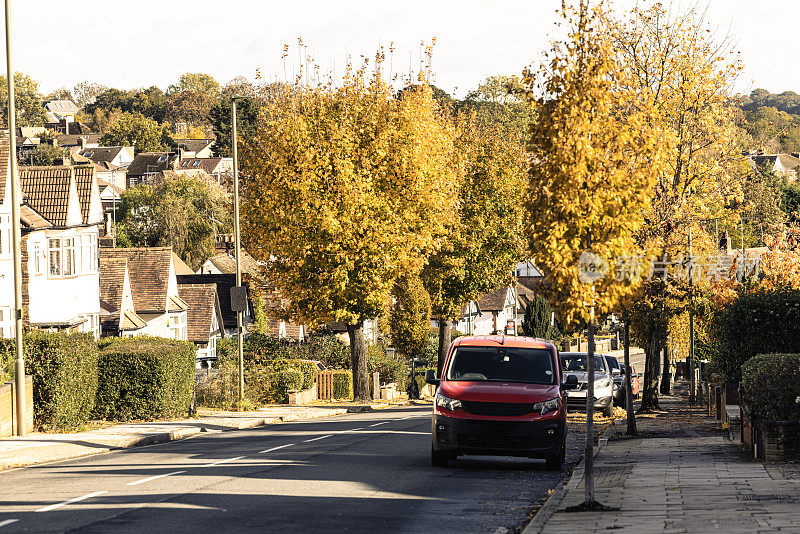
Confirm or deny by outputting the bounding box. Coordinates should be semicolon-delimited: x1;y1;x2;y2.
95;337;196;421
273;368;304;403
710;288;800;382
367;344;408;387
0;332;99;431
331;370;353;399
742;354;800;421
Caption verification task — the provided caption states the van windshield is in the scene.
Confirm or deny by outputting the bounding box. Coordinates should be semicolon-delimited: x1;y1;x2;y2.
445;346;555;384
561;354;606;373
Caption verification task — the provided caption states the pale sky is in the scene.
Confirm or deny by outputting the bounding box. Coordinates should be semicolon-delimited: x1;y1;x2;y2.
8;0;798;98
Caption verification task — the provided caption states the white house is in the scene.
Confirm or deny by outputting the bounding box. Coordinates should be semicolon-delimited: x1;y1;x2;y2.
99;247;189;340
17;165;104;337
456;282;536;336
175;139;215;158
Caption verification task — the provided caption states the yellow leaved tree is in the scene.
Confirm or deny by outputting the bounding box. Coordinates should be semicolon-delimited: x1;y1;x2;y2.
240;54;457;400
523;0;661;508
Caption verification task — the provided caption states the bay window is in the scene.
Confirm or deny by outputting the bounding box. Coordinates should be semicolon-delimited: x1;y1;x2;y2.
48;238;61;277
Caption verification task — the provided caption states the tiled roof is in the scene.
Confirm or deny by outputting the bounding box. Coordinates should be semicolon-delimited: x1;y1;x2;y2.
172;252;194;275
19;166;72;226
175;138;214;154
176;273;252;330
99;253;127;328
44;100;79;114
177;157;224;175
206;251;264;281
55;132;101;145
127;152;177;177
73;165;94;223
178;283;222;343
97;178;123;196
79;146;125;165
476;285;511;312
101;247;182;313
20;205;51;229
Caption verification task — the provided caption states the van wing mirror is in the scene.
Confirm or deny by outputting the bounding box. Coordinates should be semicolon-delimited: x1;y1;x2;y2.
425;369;440;386
563;374;579;390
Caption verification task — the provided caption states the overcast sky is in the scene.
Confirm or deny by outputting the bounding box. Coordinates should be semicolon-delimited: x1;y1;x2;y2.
8;0;797;97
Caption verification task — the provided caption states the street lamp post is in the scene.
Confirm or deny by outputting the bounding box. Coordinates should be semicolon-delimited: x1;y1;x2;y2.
4;0;25;436
231;97;244;410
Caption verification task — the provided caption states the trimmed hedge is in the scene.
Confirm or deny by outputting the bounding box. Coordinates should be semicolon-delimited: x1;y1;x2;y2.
94;337;196;421
0;332;99;431
742;354;800;421
330;370;353;399
710;288;800;381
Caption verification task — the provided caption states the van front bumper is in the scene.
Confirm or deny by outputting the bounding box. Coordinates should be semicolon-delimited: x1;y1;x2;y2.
431;413;565;458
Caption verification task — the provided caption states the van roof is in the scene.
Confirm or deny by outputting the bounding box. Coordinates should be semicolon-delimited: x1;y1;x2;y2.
453;335;555;350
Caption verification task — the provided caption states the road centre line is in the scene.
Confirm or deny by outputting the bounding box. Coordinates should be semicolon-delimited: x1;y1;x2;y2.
0;520;18;528
337;427;364;433
303;435;332;443
368;422;388;427
126;471;186;486
200;456;245;468
259;444;295;454
35;491;108;513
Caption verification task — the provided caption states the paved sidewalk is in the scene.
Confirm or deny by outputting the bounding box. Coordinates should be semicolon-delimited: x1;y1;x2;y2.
0;403;396;471
526;385;800;533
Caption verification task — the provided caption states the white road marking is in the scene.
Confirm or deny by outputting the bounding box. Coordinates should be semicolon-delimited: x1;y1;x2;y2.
337;427;364;433
303;435;332;443
0;519;19;528
126;470;186;486
368;421;388;427
35;491;107;513
200;456;245;468
259;443;295;454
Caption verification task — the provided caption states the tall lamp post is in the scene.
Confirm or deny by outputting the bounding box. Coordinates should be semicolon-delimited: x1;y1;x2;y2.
5;0;25;436
231;97;246;410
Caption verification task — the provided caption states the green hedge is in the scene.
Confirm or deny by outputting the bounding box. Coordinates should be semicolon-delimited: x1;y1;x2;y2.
742;353;800;421
710;288;800;381
94;337;196;421
0;332;99;431
330;370;353;399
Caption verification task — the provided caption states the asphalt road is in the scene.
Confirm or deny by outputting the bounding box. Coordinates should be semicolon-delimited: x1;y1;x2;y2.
0;406;583;534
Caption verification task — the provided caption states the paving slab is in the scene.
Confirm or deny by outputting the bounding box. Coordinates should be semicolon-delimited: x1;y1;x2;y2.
524;383;800;534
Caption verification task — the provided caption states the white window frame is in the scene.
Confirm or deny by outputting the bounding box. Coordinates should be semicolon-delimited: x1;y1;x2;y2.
63;238;76;276
48;238;61;277
169;312;186;340
33;242;43;275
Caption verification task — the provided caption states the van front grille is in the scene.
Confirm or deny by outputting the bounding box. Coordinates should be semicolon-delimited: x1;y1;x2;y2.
460;401;533;417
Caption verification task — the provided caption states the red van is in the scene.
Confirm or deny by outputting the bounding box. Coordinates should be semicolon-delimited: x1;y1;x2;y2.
425;335;575;469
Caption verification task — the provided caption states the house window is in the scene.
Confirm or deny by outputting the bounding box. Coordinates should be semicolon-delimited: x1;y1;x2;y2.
33;242;43;275
169;313;186;340
208;335;216;358
48;238;61;276
63;238;76;276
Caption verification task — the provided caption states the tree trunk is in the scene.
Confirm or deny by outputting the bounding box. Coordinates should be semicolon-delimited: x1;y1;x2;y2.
436;318;451;377
660;344;671;395
623;320;636;436
638;324;661;412
347;320;369;401
584;316;596;505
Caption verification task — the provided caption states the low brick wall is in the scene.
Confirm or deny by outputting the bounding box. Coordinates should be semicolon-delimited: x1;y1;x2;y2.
0;376;33;436
288;383;318;406
761;421;800;463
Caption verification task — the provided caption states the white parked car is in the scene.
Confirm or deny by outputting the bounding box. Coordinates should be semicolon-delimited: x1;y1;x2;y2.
559;352;614;417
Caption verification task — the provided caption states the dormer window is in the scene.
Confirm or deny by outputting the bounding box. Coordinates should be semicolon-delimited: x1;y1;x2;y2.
85;151;93;158
157;155;168;163
192;160;200;167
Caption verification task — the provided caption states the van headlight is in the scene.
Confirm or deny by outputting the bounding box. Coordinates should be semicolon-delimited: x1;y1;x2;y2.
594;378;611;388
532;397;559;415
435;393;462;412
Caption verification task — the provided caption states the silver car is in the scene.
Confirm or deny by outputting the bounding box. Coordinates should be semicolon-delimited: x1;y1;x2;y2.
559;352;614;417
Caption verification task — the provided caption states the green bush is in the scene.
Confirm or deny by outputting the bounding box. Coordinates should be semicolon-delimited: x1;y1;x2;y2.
0;332;99;431
94;336;196;421
367;344;408;387
331;370;353;399
742;354;800;421
710;288;800;382
273;368;304;403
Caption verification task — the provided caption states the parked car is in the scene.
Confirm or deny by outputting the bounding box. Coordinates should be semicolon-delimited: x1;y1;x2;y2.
425;335;577;469
604;355;625;405
560;352;614;417
620;363;641;400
